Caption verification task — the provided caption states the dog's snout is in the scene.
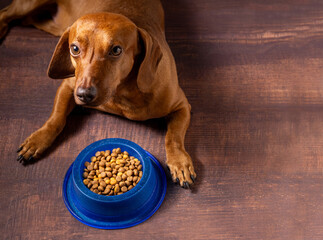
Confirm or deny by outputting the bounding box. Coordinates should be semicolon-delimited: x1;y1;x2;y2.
76;86;97;103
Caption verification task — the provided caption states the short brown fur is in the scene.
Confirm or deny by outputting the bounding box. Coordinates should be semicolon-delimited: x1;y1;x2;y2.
0;0;196;188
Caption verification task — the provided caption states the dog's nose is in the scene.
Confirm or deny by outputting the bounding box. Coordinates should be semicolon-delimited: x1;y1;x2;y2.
76;86;97;103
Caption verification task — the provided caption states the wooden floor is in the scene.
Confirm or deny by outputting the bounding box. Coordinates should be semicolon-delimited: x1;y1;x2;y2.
1;0;323;239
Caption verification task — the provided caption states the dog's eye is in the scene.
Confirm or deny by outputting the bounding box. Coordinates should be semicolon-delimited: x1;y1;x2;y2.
70;44;81;56
110;46;122;56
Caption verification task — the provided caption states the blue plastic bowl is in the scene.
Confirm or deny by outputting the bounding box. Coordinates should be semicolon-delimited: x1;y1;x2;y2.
62;138;167;229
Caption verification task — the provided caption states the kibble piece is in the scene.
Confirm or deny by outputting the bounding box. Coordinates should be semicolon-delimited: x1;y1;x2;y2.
98;186;104;192
119;181;125;187
116;175;122;182
126;170;133;177
83;179;89;185
122;173;127;180
87;165;93;171
93;189;99;194
100;172;106;178
84;161;90;167
110;178;117;185
88;175;94;180
83;172;89;178
100;181;107;187
114;184;120;193
121;186;128;192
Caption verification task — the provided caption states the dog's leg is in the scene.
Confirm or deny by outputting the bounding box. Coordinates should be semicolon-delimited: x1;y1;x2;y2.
165;102;196;188
17;78;75;163
0;0;52;39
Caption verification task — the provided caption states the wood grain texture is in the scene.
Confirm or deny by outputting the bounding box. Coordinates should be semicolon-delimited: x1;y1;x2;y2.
1;0;323;239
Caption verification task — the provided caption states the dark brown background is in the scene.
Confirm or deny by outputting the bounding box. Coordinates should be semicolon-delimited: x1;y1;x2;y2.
1;0;323;239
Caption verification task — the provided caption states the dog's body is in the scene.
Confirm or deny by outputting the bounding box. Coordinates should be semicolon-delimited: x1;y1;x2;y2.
0;0;196;188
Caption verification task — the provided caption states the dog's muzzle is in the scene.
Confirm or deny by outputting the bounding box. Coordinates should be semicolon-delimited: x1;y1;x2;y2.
76;86;97;104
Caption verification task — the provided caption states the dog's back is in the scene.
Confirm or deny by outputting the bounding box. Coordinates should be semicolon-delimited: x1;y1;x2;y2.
28;0;165;37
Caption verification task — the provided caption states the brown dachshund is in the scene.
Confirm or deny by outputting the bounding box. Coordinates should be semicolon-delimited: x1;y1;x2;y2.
0;0;196;188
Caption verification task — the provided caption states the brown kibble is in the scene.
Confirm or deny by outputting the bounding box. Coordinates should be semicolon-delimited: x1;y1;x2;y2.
100;172;106;178
121;186;128;192
87;175;94;180
119;181;125;187
122;173;127;180
100;181;107;187
127;176;133;182
110;178;117;185
116;175;122;182
126;170;133;177
94;163;98;170
84;161;90;167
114;184;120;193
93;189;99;194
83;147;142;196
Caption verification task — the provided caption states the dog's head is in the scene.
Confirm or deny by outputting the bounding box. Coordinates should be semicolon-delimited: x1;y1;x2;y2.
47;13;162;106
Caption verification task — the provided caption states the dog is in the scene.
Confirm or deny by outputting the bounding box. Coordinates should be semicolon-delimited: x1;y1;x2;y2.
0;0;196;188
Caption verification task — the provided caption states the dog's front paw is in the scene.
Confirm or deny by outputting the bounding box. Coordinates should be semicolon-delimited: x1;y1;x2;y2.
166;153;196;189
17;128;54;164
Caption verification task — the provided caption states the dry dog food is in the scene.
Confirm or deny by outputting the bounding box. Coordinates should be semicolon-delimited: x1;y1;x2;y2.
82;148;143;196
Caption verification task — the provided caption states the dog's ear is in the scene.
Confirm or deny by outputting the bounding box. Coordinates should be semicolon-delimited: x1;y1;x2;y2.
47;27;75;79
137;28;163;93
